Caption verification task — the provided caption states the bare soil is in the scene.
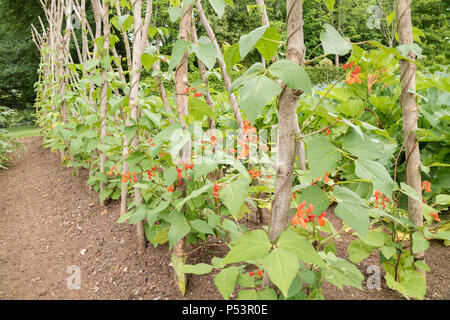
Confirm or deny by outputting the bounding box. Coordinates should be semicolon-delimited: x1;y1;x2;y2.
0;137;448;300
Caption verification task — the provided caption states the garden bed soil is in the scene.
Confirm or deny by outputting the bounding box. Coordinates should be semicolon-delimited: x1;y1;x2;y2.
0;137;448;300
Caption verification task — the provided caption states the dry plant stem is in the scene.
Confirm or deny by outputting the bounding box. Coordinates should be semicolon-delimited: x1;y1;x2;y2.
396;0;424;263
195;0;243;129
173;3;193;293
263;0;305;287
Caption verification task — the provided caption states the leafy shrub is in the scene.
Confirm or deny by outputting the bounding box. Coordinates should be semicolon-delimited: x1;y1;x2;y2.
0;107;36;128
0;107;22;168
305;64;345;85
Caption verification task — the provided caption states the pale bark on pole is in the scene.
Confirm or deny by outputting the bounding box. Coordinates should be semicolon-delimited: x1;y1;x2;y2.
263;0;305;287
195;0;243;129
91;0;102;56
80;0;90;64
99;0;109;198
270;0;305;239
71;0;97;190
173;2;193;294
191;19;215;130
256;0;269;67
115;0;132;73
255;0;306;172
129;0;145;253
396;0;424;262
88;0;102;191
116;0;131;216
125;0;153;254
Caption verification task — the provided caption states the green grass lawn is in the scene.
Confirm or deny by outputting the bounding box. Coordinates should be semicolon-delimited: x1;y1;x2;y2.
7;126;41;138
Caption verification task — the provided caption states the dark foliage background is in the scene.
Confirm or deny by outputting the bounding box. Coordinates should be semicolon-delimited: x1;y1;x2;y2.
0;0;448;112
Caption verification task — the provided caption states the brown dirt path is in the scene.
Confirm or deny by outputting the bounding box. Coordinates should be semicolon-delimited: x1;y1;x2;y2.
0;137;221;300
0;137;448;300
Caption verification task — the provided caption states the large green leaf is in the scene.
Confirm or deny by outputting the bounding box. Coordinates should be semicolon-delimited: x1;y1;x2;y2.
168;218;191;250
320;23;352;56
263;248;299;297
129;204;147;224
168;39;191;71
194;157;217;179
231;62;264;91
239;26;267;60
412;231;429;254
277;230;325;266
268;59;312;94
355;159;394;199
436;194;450;205
347;238;375;264
208;0;226;18
168;7;182;23
306;136;342;178
385;270;426;300
223;230;272;264
70;138;84;154
192;36;217;70
124;125;138;142
254;27;281;63
99;188;113;205
174;183;212;211
214;266;239;300
164;167;178;186
238;75;281;123
342;130;384;161
85;59;100;71
237;288;278;300
219;156;250;178
219;176;250;218
147;201;170;228
141;53;158;72
362;230;385;247
189;96;214;121
399;182;422;202
182;263;213;275
167;0;195;23
323;0;335;12
224;42;241;73
142;109;161;126
112;14;133;32
190;219;214;235
335;99;364;118
333;186;370;238
380;246;396;260
297;185;330;217
397;43;422;59
321;252;364;290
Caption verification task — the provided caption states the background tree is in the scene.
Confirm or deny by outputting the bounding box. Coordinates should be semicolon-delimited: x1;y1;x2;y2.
0;0;44;109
